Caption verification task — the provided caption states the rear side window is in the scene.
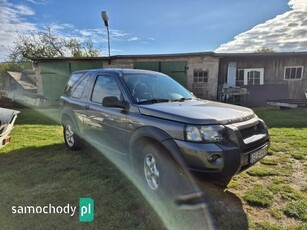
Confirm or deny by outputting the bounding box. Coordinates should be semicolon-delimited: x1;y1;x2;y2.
64;72;85;96
71;75;90;98
91;75;122;103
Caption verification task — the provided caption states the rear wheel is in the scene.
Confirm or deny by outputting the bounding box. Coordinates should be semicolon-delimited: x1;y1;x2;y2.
63;119;83;151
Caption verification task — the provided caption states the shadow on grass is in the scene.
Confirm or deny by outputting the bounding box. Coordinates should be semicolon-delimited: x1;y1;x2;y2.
0;143;249;230
193;174;249;230
15;108;61;125
0;144;165;230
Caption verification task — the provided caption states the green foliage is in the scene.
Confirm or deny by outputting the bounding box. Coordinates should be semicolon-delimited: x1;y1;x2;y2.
291;150;305;160
269;207;283;219
253;221;284;230
255;47;276;53
247;166;279;177
227;179;241;189
260;157;278;165
268;184;304;201
244;185;274;207
284;199;307;221
296;222;307;230
301;185;307;193
8;26;101;62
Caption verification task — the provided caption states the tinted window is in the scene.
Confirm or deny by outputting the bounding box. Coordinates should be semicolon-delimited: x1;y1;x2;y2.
64;72;85;96
71;75;90;98
91;75;122;103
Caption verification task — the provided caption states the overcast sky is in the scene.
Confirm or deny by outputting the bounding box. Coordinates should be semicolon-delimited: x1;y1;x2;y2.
0;0;306;61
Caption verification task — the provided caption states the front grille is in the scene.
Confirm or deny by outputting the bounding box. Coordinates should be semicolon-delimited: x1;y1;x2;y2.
240;124;260;139
236;120;269;153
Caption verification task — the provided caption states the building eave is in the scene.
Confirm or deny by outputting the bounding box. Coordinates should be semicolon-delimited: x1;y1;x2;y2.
216;51;307;58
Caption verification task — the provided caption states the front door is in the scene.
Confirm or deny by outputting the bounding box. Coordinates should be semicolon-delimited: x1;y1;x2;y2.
83;74;128;155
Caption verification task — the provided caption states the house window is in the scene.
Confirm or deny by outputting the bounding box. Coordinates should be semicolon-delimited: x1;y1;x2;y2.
247;71;261;85
243;68;264;85
236;69;244;86
193;70;208;83
284;66;303;80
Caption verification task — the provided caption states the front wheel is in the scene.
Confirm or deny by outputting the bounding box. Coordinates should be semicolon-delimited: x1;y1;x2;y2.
143;152;161;190
63;120;83;151
134;142;212;229
136;142;191;196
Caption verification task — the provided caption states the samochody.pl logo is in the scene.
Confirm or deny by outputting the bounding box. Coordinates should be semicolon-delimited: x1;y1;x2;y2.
11;198;94;222
79;198;94;222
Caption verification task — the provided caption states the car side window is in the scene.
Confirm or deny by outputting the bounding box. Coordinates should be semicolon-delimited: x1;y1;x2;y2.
71;75;90;99
91;75;122;104
64;72;85;96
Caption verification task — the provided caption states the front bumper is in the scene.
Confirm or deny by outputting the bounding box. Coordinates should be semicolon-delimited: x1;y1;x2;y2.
175;118;270;176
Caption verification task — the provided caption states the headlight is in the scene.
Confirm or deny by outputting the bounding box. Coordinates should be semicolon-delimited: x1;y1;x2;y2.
185;125;225;143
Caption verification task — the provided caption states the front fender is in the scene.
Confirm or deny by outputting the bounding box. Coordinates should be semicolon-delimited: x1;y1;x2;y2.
129;126;186;169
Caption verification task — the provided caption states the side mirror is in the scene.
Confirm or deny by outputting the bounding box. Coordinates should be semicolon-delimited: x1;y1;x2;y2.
102;96;129;110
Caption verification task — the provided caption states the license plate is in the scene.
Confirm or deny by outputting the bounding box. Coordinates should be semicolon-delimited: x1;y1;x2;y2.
250;145;268;164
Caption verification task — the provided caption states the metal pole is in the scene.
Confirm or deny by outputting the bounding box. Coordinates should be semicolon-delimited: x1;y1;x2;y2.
106;26;111;65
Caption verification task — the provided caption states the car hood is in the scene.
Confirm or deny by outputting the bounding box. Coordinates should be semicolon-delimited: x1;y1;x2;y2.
138;99;255;125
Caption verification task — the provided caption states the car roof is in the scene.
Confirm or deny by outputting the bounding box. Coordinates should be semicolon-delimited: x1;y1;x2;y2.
71;68;164;76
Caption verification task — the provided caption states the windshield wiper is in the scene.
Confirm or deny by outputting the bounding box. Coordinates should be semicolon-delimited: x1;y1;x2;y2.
137;98;170;104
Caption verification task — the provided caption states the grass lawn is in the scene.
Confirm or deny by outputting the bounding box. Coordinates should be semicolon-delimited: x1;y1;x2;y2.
0;107;306;229
226;107;307;230
0;109;164;230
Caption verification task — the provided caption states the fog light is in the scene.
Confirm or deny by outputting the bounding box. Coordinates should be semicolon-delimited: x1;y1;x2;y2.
208;154;222;165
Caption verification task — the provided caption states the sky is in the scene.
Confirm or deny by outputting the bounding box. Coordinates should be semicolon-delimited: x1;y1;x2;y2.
0;0;306;61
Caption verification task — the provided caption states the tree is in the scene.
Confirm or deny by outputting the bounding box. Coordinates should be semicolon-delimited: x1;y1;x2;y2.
8;27;101;62
64;38;100;58
255;47;276;53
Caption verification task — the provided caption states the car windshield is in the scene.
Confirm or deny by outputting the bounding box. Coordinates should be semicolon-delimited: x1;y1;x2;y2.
123;73;195;104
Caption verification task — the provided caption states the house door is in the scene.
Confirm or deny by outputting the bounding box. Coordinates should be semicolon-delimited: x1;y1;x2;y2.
227;62;237;86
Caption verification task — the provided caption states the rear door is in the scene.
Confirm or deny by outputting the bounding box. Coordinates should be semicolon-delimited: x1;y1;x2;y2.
83;74;128;155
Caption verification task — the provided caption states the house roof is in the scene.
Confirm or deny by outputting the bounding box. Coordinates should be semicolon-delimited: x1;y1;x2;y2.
31;51;217;62
31;51;307;62
7;71;37;91
215;51;307;58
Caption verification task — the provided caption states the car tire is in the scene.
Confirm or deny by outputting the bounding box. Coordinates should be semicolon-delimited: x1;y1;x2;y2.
136;141;190;196
213;175;232;188
135;141;211;229
63;119;83;151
